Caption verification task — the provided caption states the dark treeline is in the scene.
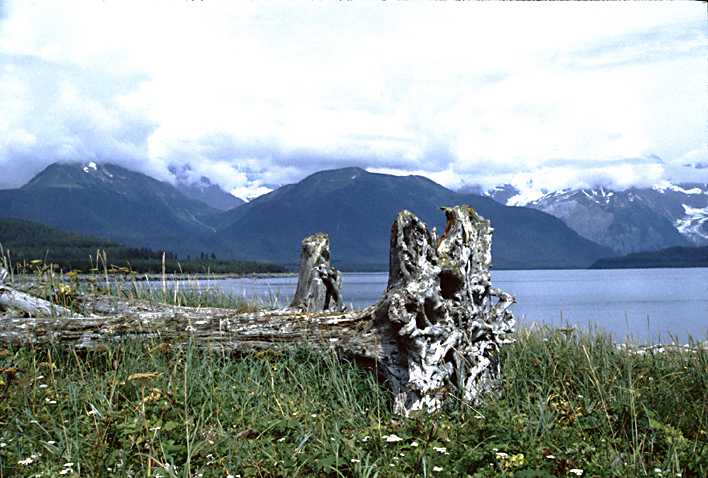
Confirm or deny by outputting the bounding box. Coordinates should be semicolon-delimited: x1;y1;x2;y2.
39;257;289;276
590;245;708;269
0;217;290;275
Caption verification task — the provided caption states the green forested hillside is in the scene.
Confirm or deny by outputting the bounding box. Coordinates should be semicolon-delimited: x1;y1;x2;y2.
589;245;708;269
0;217;288;275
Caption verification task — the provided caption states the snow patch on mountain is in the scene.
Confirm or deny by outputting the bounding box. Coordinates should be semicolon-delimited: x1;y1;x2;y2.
505;187;562;207
654;181;705;196
580;188;616;206
676;204;708;244
80;161;113;180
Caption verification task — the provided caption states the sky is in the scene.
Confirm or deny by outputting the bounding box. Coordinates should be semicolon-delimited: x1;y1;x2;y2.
0;1;706;201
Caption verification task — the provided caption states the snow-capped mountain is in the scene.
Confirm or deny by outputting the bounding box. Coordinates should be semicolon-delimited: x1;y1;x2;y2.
477;182;708;255
648;184;708;247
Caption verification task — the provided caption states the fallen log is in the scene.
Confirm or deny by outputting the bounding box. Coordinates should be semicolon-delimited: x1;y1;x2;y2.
0;283;80;318
0;206;514;416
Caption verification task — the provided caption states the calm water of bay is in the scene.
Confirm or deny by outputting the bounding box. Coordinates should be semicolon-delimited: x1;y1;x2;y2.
154;268;708;344
491;268;708;344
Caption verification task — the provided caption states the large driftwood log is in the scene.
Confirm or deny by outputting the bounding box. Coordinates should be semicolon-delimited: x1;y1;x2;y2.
0;286;377;354
0;207;514;416
289;233;344;313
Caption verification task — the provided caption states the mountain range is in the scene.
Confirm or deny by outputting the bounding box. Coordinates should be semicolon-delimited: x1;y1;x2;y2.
211;167;613;270
476;183;708;256
0;162;616;270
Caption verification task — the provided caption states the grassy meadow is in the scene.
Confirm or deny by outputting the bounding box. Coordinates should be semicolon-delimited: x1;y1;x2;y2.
0;269;706;477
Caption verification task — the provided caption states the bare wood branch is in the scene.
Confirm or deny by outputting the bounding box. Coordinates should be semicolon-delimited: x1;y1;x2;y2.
0;284;79;318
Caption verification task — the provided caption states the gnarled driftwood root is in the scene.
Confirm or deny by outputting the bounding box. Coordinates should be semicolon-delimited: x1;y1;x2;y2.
374;206;515;416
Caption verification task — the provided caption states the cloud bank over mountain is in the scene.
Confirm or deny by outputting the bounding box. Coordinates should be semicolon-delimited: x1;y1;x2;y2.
0;1;705;198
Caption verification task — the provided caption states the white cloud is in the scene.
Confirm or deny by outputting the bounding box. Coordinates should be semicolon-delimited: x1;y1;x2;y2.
0;1;705;197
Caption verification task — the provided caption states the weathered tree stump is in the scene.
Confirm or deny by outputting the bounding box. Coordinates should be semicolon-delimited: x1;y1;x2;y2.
0;206;515;416
289;233;344;313
373;206;515;415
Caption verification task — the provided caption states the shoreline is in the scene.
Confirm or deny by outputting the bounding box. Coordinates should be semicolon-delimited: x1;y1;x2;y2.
8;271;299;283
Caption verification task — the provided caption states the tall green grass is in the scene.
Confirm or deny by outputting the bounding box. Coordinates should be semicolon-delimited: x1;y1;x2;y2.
114;276;270;312
0;340;388;477
0;272;706;477
484;323;708;477
1;324;705;477
0;251;289;313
